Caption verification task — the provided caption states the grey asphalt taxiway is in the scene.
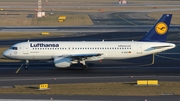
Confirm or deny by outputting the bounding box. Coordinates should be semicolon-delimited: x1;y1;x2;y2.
0;94;180;101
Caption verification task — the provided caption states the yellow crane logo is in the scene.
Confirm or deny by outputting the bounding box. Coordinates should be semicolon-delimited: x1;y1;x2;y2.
155;22;168;35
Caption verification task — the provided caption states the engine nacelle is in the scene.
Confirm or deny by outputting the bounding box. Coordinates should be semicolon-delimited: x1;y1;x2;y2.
54;57;71;68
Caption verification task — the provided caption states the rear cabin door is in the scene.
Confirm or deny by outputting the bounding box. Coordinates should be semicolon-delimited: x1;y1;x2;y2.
137;44;142;54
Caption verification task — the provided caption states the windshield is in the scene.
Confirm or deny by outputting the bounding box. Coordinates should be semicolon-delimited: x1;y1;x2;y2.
11;47;18;50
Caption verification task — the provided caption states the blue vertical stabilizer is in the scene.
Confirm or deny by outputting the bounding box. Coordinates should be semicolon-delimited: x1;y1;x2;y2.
140;14;172;42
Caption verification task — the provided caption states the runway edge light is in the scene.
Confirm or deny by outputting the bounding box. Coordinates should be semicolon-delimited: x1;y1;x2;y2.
37;84;50;90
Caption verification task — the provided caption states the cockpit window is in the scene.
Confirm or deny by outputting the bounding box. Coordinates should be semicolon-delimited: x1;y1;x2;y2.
11;47;18;50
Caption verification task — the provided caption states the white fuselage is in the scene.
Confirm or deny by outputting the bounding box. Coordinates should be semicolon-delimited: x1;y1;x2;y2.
3;41;175;61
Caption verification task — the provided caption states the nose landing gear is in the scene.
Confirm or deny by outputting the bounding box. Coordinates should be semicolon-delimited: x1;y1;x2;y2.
15;60;29;73
25;60;29;69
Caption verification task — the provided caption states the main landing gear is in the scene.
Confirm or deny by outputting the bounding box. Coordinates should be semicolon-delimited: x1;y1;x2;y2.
80;60;88;70
82;64;88;70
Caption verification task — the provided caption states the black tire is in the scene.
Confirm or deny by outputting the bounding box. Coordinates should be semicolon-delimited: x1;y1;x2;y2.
25;66;28;69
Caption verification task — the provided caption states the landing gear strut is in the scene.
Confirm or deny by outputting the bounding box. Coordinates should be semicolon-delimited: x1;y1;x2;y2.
15;60;29;73
80;60;88;70
25;60;29;69
82;64;88;70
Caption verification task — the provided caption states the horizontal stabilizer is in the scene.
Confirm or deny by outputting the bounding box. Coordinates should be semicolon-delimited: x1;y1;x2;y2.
152;45;173;49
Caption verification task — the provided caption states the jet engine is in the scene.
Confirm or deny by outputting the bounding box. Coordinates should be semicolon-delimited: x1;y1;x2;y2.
54;57;71;68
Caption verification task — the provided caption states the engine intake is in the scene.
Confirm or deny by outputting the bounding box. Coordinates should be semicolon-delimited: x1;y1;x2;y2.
54;57;71;68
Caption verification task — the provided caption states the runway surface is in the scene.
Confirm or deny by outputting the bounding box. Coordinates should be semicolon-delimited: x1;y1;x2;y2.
0;94;180;101
1;94;180;101
1;3;180;9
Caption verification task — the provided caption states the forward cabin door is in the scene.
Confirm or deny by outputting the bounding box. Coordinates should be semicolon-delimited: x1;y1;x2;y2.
137;44;142;54
23;43;29;54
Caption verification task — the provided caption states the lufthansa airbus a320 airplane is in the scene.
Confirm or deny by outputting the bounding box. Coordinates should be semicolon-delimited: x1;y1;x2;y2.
3;14;175;70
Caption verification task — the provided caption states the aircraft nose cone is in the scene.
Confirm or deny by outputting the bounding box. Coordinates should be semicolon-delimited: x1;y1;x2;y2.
3;50;10;58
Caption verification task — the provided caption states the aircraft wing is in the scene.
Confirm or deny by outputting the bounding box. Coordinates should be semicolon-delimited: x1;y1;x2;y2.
67;53;103;60
55;53;103;60
52;53;103;68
